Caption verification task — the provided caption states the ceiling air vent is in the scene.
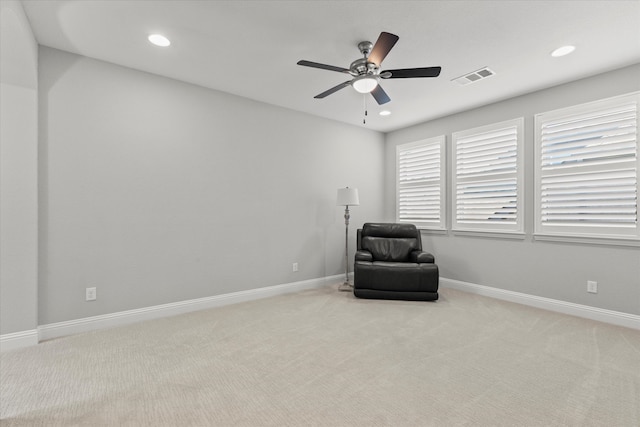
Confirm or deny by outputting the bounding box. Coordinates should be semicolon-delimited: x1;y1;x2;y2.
452;67;495;86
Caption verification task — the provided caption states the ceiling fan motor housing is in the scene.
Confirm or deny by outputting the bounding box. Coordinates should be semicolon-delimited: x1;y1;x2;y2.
350;57;379;76
350;41;381;76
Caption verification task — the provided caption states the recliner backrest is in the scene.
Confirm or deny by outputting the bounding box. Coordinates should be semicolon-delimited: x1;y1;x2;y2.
358;223;422;262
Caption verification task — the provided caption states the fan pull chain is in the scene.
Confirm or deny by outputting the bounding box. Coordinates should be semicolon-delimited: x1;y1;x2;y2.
363;95;368;124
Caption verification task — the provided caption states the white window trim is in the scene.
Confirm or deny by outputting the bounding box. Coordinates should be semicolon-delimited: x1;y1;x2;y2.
452;230;527;240
451;118;525;234
534;92;640;243
396;135;446;230
533;233;640;248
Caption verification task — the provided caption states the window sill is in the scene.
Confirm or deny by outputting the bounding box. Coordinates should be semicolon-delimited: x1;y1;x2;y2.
451;229;526;240
533;233;640;248
417;227;448;235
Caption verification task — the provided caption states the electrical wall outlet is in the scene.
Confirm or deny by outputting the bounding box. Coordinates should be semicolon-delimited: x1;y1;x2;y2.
587;281;597;294
292;263;299;272
86;287;97;301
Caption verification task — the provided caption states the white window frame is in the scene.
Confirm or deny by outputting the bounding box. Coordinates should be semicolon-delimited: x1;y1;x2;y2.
396;135;446;230
534;92;639;245
451;118;524;235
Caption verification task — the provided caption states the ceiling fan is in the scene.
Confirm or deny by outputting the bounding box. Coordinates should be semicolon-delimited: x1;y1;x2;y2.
297;31;441;105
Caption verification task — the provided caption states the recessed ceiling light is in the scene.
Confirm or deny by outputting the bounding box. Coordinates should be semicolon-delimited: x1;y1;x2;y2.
551;45;575;57
148;34;171;47
379;110;391;116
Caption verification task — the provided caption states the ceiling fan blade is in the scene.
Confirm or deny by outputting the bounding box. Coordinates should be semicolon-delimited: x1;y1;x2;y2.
368;32;399;66
381;67;442;79
314;81;352;99
370;84;391;105
297;60;350;73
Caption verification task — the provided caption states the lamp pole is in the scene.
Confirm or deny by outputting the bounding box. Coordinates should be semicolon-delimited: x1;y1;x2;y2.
340;204;352;291
336;187;359;292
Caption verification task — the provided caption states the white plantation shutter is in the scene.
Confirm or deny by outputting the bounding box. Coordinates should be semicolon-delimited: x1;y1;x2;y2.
396;136;445;229
452;118;524;232
535;93;639;240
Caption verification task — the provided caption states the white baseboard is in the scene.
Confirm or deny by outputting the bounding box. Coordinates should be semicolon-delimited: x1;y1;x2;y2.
12;274;636;350
38;275;339;342
441;277;640;330
0;329;39;352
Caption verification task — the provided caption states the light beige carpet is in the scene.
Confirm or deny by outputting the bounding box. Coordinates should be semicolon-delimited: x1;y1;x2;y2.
1;285;639;426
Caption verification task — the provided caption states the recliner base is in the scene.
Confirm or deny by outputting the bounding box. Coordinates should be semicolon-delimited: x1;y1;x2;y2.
354;289;439;301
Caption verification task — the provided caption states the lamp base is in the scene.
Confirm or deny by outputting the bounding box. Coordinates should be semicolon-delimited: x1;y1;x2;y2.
339;281;354;292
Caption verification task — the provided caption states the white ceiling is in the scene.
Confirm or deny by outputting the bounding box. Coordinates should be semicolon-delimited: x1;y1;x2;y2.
21;0;640;133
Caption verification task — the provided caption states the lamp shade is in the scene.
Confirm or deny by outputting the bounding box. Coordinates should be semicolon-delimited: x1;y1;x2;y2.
337;187;360;206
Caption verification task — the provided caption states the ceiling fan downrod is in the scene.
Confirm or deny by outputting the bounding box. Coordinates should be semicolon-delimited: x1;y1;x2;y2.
358;41;373;58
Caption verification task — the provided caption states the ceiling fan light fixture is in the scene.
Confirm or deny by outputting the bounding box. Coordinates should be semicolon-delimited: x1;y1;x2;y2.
352;75;378;93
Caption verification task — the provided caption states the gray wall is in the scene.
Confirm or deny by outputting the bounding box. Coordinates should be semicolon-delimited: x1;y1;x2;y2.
0;0;39;335
385;64;640;315
38;47;384;325
3;13;637;335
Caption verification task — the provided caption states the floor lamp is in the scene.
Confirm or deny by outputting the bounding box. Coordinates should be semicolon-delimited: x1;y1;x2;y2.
337;187;359;291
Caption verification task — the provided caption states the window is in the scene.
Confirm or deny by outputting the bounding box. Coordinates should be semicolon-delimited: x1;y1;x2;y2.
396;136;445;230
452;118;524;234
535;93;639;242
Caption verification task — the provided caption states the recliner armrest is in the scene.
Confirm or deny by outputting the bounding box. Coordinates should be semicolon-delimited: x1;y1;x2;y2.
355;250;373;262
410;250;434;263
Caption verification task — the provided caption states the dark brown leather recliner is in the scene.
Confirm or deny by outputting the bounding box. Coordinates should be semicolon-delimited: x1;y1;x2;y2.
354;223;439;301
